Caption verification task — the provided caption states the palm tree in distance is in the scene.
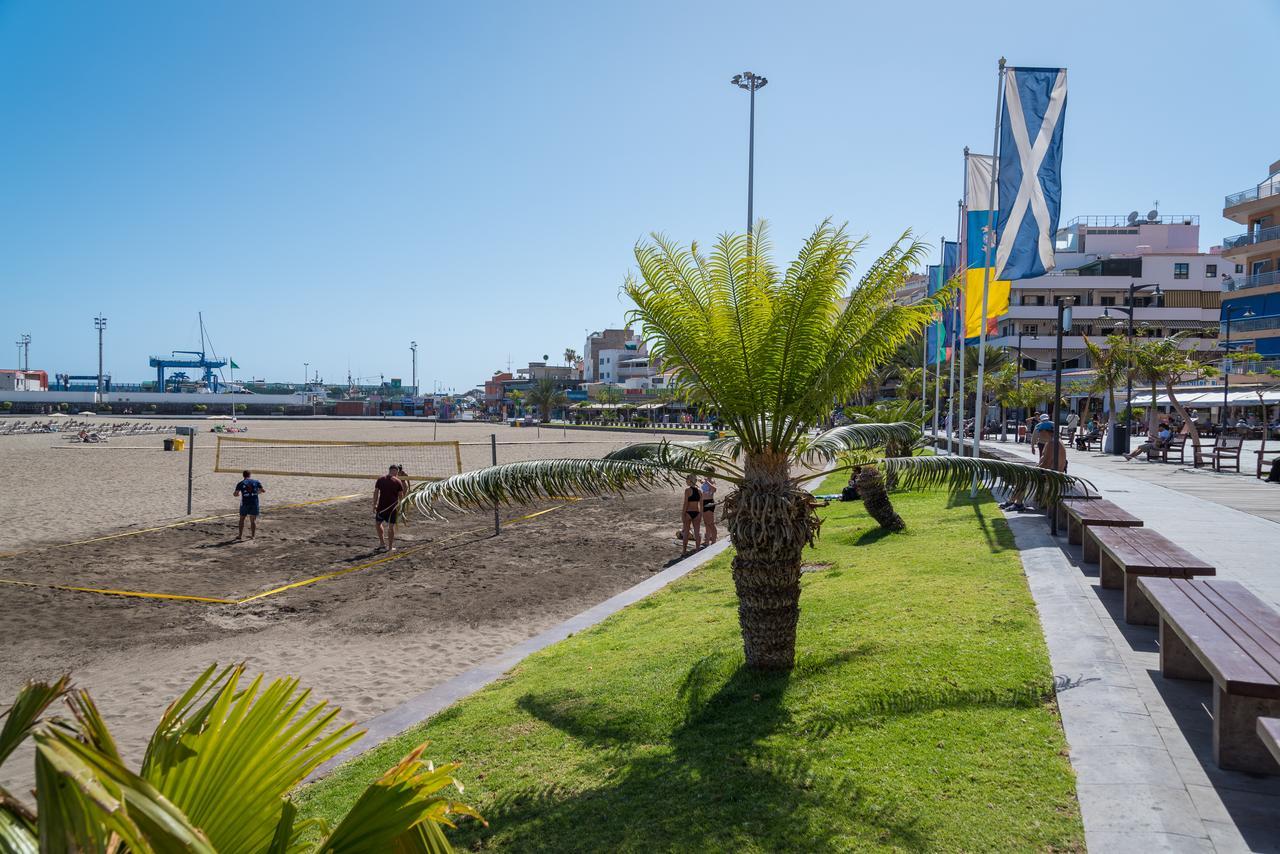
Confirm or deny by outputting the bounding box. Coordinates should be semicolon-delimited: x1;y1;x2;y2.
528;376;568;421
408;222;1078;671
564;347;578;367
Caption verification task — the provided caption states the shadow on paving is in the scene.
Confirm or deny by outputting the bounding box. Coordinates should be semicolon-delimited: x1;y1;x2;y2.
452;649;1054;852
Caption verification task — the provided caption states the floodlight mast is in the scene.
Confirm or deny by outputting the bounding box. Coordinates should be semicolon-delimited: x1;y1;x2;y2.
730;71;768;239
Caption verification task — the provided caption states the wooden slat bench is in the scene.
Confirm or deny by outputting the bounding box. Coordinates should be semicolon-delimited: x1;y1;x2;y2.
1049;492;1101;532
1212;435;1244;473
1089;527;1215;625
1137;578;1280;774
1063;499;1143;560
1147;434;1187;464
1261;718;1280;767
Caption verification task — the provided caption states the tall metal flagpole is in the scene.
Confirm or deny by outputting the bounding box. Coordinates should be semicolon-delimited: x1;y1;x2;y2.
970;57;1007;495
957;158;969;456
931;251;943;442
919;286;930;435
947;200;962;455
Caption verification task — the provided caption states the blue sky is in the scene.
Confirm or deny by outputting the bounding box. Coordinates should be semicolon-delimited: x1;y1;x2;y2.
2;0;1277;391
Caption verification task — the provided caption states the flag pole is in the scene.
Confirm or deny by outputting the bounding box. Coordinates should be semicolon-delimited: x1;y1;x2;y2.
919;275;930;435
958;152;969;456
947;199;962;455
930;252;943;444
970;57;1007;495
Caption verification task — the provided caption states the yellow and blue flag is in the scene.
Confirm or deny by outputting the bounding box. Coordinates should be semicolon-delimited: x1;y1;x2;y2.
963;153;1011;343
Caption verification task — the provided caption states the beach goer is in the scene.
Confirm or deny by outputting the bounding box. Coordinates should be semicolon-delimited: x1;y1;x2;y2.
1066;410;1079;439
374;465;405;551
234;470;265;540
1031;413;1054;454
700;472;718;544
1126;423;1171;461
1002;435;1068;513
680;475;702;556
1076;418;1100;451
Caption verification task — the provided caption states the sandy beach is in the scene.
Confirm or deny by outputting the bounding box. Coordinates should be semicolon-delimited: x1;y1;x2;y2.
0;418;696;798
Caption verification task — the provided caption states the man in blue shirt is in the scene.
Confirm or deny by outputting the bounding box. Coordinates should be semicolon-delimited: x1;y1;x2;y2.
234;470;265;540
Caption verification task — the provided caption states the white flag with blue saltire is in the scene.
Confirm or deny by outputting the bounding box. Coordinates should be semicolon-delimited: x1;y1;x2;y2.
994;66;1067;281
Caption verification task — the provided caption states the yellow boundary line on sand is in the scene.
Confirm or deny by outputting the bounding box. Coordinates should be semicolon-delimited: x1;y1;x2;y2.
0;501;574;606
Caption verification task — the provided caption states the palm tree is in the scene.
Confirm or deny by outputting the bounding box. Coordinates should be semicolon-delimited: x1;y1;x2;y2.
1083;334;1130;450
563;348;578;367
1131;334;1210;466
406;222;1076;671
0;665;478;851
507;389;525;418
527;377;568;421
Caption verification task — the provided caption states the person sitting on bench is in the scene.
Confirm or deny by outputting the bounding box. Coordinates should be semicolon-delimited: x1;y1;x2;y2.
1076;418;1100;450
1002;435;1069;512
1125;422;1171;461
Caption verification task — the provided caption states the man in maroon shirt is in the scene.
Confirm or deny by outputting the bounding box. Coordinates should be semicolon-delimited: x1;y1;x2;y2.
373;464;405;551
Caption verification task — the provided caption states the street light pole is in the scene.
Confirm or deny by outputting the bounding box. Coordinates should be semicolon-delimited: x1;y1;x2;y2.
1050;297;1075;537
18;334;30;371
731;71;768;238
94;315;107;403
1221;306;1256;429
410;341;418;398
1102;283;1162;454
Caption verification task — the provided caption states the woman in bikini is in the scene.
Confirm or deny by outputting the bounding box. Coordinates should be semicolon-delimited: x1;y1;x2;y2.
681;474;702;556
700;471;718;544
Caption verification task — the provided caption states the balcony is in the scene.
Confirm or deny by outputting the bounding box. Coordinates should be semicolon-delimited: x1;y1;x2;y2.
1221;224;1280;253
1224;270;1280;292
1222;315;1280;336
1224;182;1280;209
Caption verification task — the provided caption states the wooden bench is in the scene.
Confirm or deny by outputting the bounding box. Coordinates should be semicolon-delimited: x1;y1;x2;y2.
1146;434;1187;464
1075;432;1103;452
1257;445;1279;481
1050;493;1101;532
1137;578;1280;774
1261;718;1280;768
1212;435;1244;473
1063;499;1143;560
1089;527;1215;625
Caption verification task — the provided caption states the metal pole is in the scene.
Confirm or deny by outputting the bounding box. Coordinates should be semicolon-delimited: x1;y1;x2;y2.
1124;283;1136;452
1050;301;1067;536
958;181;968;455
920;301;930;435
747;82;755;237
186;433;195;515
1223;316;1231;429
95;315;106;403
930;256;943;443
971;58;1006;490
490;433;500;535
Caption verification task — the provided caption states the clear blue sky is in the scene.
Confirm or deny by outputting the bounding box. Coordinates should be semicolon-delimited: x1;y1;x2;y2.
2;0;1277;391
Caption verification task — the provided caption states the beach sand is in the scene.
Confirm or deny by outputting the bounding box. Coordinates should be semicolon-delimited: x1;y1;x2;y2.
0;418;702;799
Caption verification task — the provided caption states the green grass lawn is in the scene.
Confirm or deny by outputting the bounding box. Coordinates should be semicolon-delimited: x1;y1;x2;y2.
294;475;1082;852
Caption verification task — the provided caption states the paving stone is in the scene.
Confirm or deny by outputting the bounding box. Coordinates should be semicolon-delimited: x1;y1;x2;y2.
1076;783;1208;837
1085;830;1214;853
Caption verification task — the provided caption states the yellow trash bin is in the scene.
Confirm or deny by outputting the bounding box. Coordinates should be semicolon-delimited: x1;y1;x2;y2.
172;437;185;452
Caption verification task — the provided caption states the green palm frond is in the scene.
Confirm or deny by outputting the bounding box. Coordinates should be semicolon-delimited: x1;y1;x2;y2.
799;422;920;464
408;458;683;517
602;441;742;479
0;677;69;768
876;454;1089;503
140;664;361;852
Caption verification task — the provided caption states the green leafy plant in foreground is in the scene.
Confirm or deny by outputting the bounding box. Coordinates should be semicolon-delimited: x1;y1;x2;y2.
0;665;479;852
406;221;1083;673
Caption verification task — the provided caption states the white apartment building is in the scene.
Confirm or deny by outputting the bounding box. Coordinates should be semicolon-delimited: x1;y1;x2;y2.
583;328;642;382
988;214;1223;373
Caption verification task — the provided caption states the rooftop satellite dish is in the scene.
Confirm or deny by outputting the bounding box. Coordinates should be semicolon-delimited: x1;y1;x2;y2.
1126;211;1140;225
1145;209;1159;222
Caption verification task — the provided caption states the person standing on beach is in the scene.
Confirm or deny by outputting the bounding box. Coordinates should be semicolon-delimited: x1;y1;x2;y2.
234;470;265;540
700;471;718;544
374;465;405;551
680;474;702;556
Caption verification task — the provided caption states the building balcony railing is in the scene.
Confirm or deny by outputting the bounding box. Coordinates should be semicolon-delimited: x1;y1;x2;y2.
1222;224;1280;251
1224;270;1280;291
1063;214;1199;228
1222;315;1280;335
1224;182;1280;209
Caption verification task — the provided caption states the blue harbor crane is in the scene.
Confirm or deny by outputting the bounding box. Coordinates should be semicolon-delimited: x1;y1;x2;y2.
149;350;228;393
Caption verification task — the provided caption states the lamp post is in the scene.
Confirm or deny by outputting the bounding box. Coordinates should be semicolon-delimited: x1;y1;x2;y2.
1221;305;1256;429
1101;282;1163;454
17;334;30;371
94;315;107;403
1015;329;1038;441
1050;297;1075;537
730;71;767;238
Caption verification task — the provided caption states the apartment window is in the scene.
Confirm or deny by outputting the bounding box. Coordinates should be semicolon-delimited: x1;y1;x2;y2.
1100;296;1115;306
1025;325;1039;336
1236;264;1245;274
1020;294;1045;306
1205;264;1217;278
1174;263;1189;279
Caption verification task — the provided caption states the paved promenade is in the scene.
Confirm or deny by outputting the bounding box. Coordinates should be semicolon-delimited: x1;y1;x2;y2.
984;439;1280;852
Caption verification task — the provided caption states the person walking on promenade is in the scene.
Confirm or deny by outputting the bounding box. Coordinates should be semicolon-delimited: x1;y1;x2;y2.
374;464;405;551
234;470;265;540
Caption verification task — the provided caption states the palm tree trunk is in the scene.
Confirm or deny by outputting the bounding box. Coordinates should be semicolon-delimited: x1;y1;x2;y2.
1165;382;1204;467
857;465;906;532
723;453;819;672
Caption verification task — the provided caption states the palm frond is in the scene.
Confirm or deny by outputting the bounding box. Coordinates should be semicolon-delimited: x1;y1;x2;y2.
0;676;70;769
408;458;683;517
800;422;920;464
602;441;742;479
876;454;1089;503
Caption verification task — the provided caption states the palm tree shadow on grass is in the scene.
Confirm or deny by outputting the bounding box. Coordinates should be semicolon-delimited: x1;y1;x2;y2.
450;647;1050;852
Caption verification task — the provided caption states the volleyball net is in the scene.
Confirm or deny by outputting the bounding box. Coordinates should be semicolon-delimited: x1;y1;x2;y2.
213;436;463;481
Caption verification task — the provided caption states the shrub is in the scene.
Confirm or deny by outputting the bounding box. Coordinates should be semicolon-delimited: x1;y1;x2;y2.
235;403;247;413
146;403;158;412
0;401;11;411
193;404;208;413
